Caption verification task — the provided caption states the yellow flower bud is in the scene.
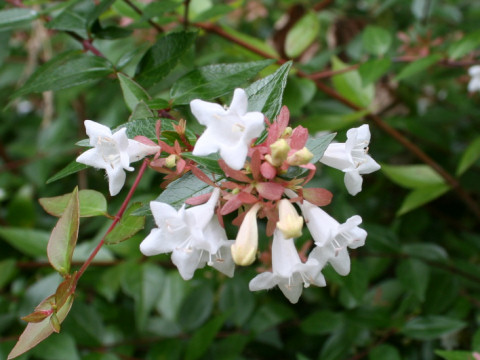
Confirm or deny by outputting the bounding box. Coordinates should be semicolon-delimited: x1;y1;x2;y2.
276;199;303;239
165;154;177;168
266;139;290;167
287;147;313;166
231;203;261;266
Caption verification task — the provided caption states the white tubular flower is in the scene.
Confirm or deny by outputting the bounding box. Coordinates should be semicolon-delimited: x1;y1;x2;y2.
320;124;380;196
231;203;261;266
249;229;326;304
190;88;265;170
276;199;303;239
139;188;234;280
468;66;480;92
76;120;159;196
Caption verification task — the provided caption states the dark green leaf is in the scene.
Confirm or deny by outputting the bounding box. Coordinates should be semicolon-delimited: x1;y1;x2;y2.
178;285;214;331
0;259;17;290
105;203;145;244
156;271;189;321
402;243;448;262
402;316;467;340
245;61;292;120
182;153;223;174
46;161;89;184
129;101;155;121
301;310;343;335
0;227;49;258
362;26;392;56
394;54;442;82
448;30;480;60
0;8;38;30
171;60;274;105
145;98;170;110
86;0;116;28
12;51;113;99
118;73;151;111
285;11;320;58
397;259;430;301
136;31;197;87
369;345;401;360
359;58;391;86
219;275;255;327
46;10;87;38
435;350;476;360
39;189;108;217
185;315;225;360
457;137;480;176
141;1;180;21
381;164;445;189
397;184;450;215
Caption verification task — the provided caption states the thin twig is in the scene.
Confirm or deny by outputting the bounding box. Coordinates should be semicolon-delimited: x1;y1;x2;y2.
122;0;164;33
183;0;191;30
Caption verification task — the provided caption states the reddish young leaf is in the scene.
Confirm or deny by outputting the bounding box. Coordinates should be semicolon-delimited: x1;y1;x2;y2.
133;135;158;147
190;166;216;186
250;150;261;181
290;125;309;150
260;161;277;180
221;196;243;215
219;160;251;183
237;191;258;204
185;192;212;205
256;182;284;200
303;187;333;206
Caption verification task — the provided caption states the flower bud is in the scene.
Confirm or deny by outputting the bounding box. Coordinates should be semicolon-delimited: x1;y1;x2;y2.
287;147;313;166
266;139;290;167
165;154;177;168
231;203;261;266
276;199;303;239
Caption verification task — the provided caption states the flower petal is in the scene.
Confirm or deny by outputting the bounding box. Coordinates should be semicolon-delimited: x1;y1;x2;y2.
105;165;126;196
76;148;107;169
249;272;278;291
344;170;363;196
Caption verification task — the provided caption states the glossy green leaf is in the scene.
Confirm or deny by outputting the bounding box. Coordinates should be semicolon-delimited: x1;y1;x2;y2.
397;183;450;215
381;164;445;189
245;61;293;120
394;54;442;82
448;30;480;60
117;73;151;111
185;315;225;360
39;189;108;217
46;161;89;184
307;133;337;164
12;51;113;98
0;8;38;30
332;56;375;108
456;137;480;176
7;295;74;360
136;31;197;87
47;187;79;275
182;153;223;174
397;259;430;301
362;26;392;56
359;58;391;86
0;227;49;258
46;10;87;38
402;316;467;340
285;11;320;58
105;203;145;244
170;59;274;105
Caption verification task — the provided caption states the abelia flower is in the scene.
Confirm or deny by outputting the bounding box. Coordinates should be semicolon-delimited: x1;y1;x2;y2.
249;229;326;304
190;88;265;170
231;203;261;266
320;124;380;195
139;188;235;280
468;66;480;92
76;120;159;196
276;199;303;239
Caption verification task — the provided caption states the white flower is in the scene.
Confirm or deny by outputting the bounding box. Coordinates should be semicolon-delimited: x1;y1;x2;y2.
320;124;380;195
231;203;261;266
249;229;326;304
76;120;159;196
300;199;367;276
468;66;480;92
139;188;235;280
276;199;303;239
190;88;265;170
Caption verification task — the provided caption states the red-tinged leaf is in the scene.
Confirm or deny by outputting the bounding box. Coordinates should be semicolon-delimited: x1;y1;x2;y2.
221;181;240;190
176;158;186;173
47;187;79;275
303;188;333;206
263;206;279;237
55;273;76;309
134;135;158;147
237;191;258;204
21;310;51;323
260;161;277;179
256;182;284;200
276;106;290;132
219;159;251;183
8;295;74;360
232;210;247;227
158;139;176;154
221;196;243;215
290;126;309;150
250;150;261;181
190;166;216;186
186;192;212;205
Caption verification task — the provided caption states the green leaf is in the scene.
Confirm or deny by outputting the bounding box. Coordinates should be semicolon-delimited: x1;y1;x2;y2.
435;350;476;360
307;133;337;164
302;110;368;133
457;137;480;176
46;161;89;184
285;11;320;58
170;60;274;105
396;259;430;301
156;271;189;321
0;8;38;30
47;187;79;275
7;295;74;360
402;316;467;340
31;332;80;360
369;345;401;360
0;259;17;290
39;189;108;217
145;98;170;110
192;4;234;22
117;73;151;111
331;56;375;108
283;76;317;116
301;310;343;335
220;24;279;58
397;183;450;215
402;243;448;262
381;164;445;189
129;101;155;121
0;227;49;258
178;284;214;331
12;51;113;99
359;58;391;86
448;30;480;60
245;61;292;120
394;54;442;82
219;275;255;327
86;0;116;28
105;203;145;244
46;9;87;38
136;31;197;87
141;1;180;21
185;315;226;360
182;153;223;174
362;26;392;56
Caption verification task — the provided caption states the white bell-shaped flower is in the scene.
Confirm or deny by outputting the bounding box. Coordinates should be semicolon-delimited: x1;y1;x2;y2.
468;66;480;93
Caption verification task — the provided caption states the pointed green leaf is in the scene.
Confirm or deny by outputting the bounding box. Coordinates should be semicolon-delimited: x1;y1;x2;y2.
129;100;155;121
245;61;292;120
182;153;223;174
136;31;197;87
394;54;442;82
12;51;113;99
171;59;274;105
0;8;39;30
359;58;391;86
185;315;226;360
307;133;337;164
117;73;151;111
402;316;467;340
397;183;450;216
46;161;89;184
381;164;445;189
362;26;392;56
39;189;108;218
285;11;320;58
46;9;87;38
0;227;49;257
178;285;214;331
332;56;375;108
448;30;480;60
105;203;145;244
7;295;74;360
47;187;80;275
0;259;17;290
456;137;480;176
397;259;430;301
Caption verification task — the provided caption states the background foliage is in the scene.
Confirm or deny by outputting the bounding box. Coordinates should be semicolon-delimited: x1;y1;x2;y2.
1;0;480;359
